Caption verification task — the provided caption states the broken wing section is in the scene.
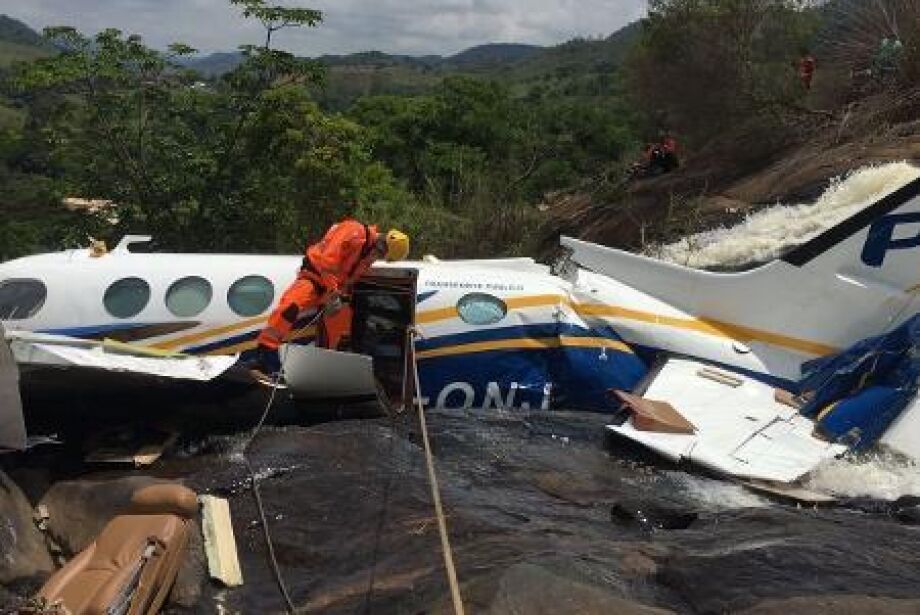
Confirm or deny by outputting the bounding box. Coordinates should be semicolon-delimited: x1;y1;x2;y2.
608;358;846;483
0;324;26;452
7;331;238;381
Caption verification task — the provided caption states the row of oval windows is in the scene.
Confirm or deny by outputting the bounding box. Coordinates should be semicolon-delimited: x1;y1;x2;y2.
0;279;512;326
0;275;275;320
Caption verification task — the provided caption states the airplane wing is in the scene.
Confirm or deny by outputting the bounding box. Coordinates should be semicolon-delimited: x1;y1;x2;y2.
6;330;239;382
608;357;847;484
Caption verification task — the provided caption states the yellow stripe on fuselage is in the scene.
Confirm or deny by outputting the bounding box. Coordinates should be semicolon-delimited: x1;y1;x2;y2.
574;304;838;357
152;290;838;358
415;336;632;360
416;294;837;357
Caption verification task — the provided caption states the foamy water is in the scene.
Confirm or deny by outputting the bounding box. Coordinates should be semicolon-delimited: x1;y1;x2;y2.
669;472;771;509
804;453;920;499
650;162;920;269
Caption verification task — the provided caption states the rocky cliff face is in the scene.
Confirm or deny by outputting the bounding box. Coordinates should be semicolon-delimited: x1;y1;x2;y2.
542;88;920;257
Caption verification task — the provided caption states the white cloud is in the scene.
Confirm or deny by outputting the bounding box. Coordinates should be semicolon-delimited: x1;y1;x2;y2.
2;0;646;55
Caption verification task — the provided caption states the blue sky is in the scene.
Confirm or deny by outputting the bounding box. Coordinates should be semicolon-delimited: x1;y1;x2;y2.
3;0;647;56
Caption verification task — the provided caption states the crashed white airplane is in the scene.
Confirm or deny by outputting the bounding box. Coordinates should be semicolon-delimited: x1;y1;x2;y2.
2;173;920;486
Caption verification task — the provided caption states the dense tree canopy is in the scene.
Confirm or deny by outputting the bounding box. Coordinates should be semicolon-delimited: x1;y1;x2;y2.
0;0;641;260
4;0;901;261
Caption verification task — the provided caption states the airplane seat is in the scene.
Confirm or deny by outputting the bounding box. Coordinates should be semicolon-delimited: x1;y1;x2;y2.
31;484;198;615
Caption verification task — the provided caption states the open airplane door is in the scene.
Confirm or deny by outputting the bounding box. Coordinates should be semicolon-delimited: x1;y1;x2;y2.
282;266;418;409
0;324;26;452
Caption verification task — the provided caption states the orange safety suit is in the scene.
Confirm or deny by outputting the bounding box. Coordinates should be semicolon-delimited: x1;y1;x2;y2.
257;220;381;351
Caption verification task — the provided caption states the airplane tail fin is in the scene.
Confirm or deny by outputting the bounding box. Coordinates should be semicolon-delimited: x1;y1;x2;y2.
779;176;920;294
562;174;920;368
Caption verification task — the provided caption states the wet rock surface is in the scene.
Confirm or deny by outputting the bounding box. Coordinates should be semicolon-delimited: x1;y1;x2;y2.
2;408;920;614
0;470;53;586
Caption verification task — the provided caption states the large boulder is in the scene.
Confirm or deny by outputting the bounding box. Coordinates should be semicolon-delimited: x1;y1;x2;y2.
0;470;53;585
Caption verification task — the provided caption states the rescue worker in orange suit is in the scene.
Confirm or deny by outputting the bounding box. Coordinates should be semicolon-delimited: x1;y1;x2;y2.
248;220;410;375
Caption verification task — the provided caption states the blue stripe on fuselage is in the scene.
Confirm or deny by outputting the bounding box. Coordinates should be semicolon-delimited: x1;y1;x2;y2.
40;323;153;337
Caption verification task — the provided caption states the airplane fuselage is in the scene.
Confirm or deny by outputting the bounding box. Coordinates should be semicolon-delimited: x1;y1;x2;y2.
0;238;830;412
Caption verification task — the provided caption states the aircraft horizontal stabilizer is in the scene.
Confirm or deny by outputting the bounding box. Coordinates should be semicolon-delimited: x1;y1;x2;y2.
608;358;846;484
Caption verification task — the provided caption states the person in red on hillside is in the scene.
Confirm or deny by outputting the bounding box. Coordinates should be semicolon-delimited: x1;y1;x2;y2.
630;131;680;180
796;50;816;91
247;219;410;376
659;132;679;170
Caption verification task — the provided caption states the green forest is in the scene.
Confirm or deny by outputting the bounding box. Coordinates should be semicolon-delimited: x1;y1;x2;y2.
0;0;917;261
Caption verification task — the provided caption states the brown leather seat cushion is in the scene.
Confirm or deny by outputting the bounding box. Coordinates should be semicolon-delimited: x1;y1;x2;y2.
37;484;197;615
128;484;198;518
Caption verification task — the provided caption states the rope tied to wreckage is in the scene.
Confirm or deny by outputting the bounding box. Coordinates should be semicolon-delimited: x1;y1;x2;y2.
409;327;466;615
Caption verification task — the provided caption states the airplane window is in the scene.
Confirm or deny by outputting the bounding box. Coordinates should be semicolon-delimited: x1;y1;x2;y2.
166;276;212;318
0;279;47;320
457;293;507;326
228;275;275;317
104;277;151;319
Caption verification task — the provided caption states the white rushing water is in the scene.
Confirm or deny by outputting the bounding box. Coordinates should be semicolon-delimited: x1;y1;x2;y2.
669;472;771;509
804;453;920;499
650;161;920;269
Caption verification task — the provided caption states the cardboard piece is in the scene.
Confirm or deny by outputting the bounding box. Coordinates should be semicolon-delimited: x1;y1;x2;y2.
613;390;696;435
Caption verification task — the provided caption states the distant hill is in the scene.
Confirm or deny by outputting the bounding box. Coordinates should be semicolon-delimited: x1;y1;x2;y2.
444;43;542;69
0;15;47;48
115;21;643;110
0;15;52;68
0;15;53;129
179;51;244;77
183;43;543;76
319;50;441;69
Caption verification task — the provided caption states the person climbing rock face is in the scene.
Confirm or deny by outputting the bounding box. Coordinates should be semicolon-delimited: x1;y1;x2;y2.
248;219;410;377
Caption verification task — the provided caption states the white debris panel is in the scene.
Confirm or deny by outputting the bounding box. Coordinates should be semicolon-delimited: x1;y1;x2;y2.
7;332;238;381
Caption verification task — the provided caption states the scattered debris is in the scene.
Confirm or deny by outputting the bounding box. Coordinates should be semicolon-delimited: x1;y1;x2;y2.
84;427;179;467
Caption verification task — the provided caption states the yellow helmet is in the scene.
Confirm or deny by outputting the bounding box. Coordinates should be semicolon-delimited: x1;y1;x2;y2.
384;229;410;262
